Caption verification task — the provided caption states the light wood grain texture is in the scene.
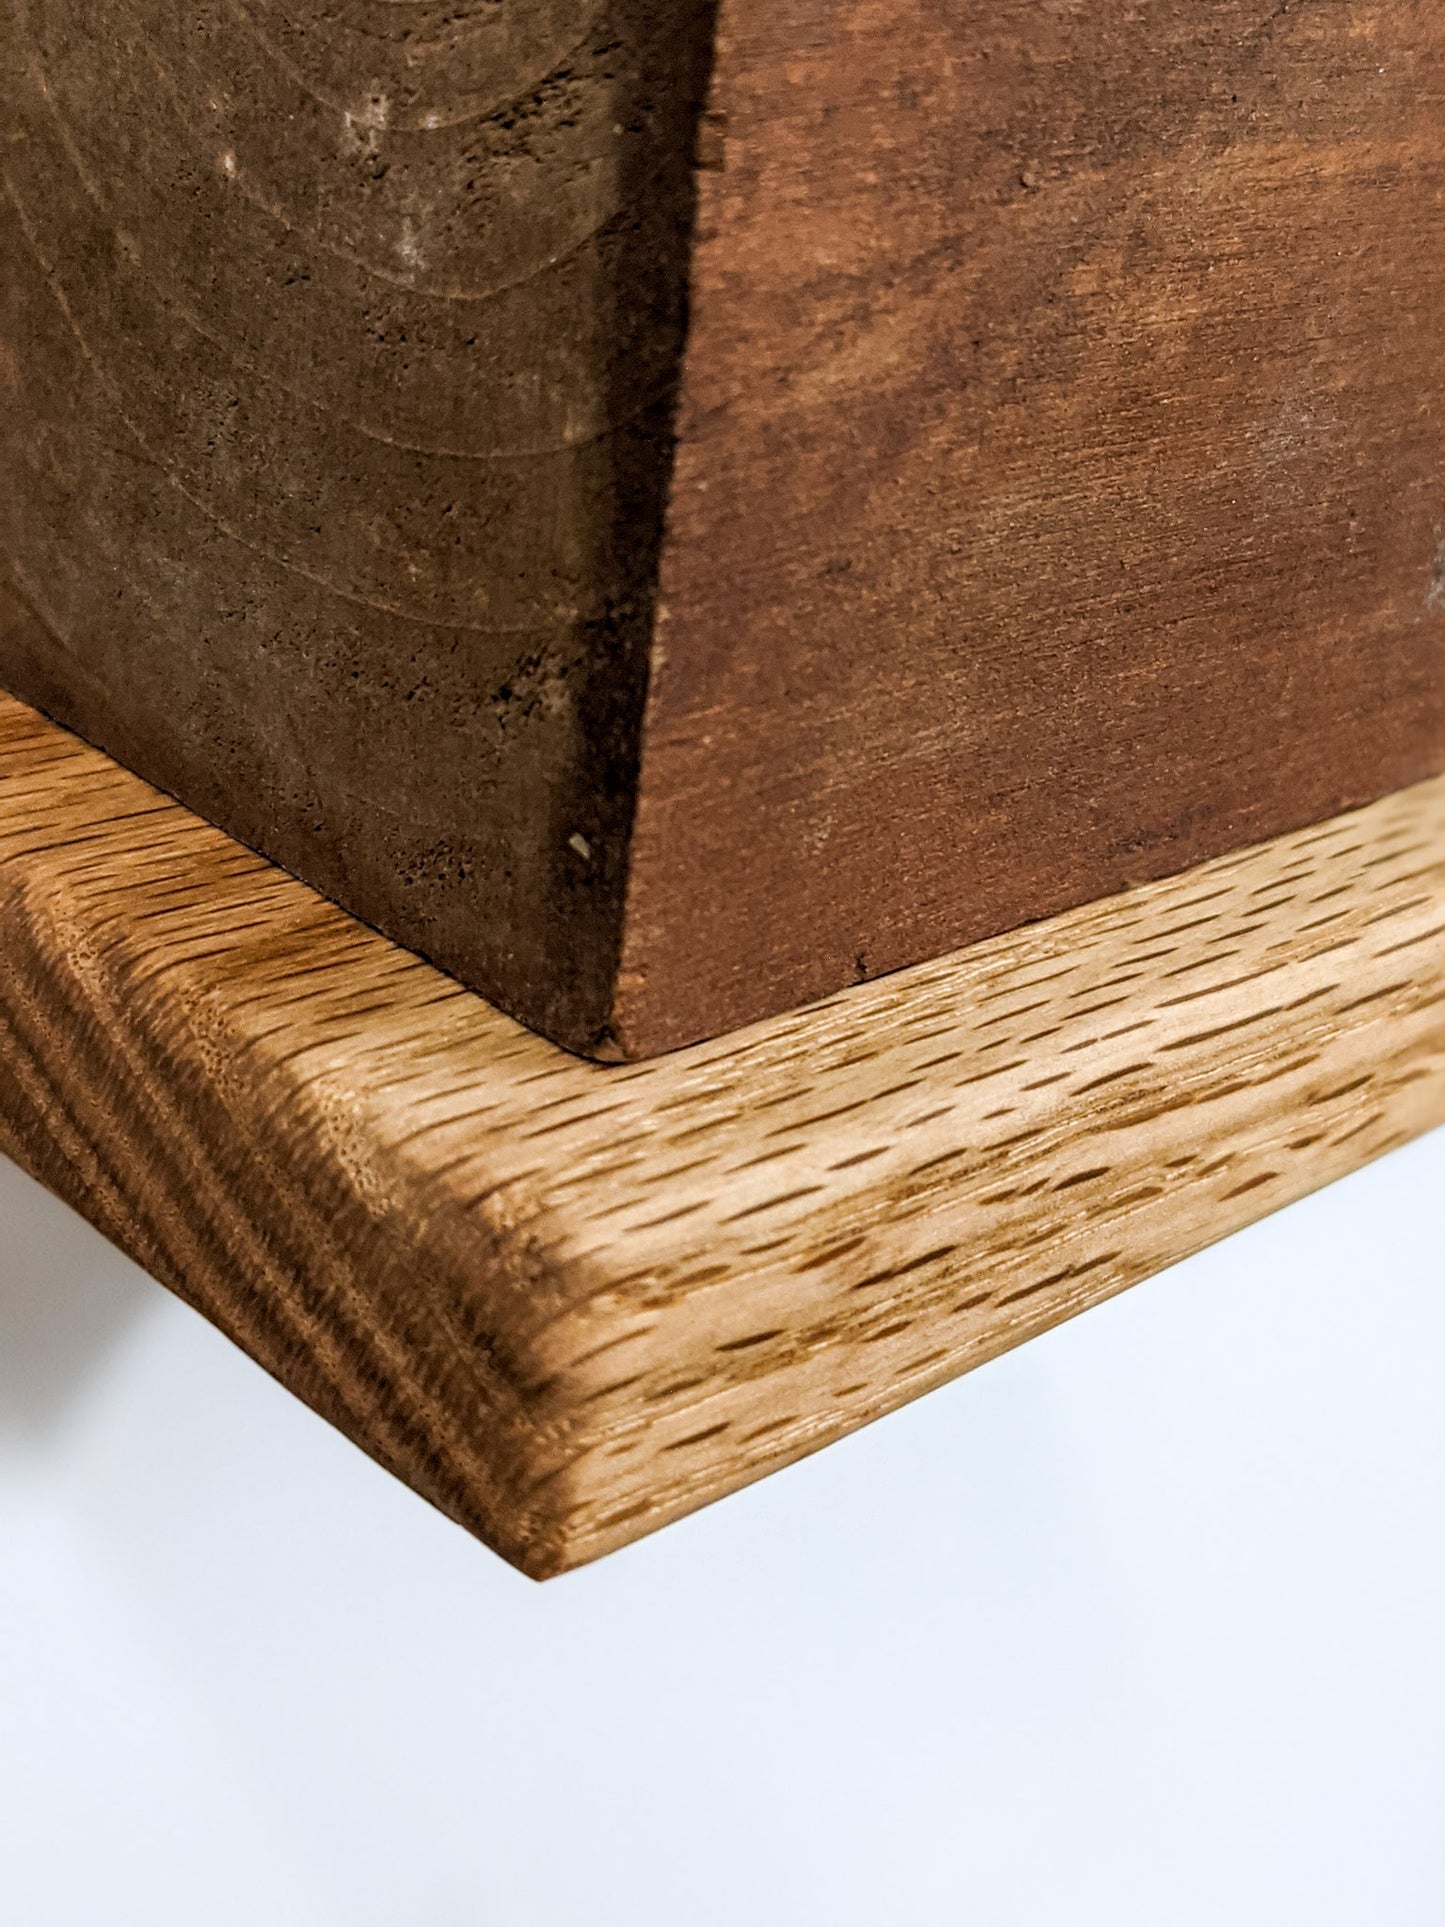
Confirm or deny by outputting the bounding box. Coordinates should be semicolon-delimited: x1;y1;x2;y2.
1;689;1443;1576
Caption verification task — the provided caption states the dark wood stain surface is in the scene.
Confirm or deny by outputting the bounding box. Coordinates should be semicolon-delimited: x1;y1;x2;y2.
3;1;1445;1058
0;0;713;1054
619;0;1445;1052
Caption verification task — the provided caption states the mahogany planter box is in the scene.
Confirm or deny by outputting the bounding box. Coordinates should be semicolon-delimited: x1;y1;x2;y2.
3;2;1444;1058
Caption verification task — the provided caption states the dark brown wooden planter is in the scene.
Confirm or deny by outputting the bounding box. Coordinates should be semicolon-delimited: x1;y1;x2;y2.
4;2;1443;1057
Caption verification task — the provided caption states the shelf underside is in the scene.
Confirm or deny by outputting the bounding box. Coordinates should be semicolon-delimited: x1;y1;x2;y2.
1;691;1443;1576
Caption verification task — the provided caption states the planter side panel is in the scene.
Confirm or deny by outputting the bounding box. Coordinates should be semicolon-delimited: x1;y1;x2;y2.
620;0;1445;1054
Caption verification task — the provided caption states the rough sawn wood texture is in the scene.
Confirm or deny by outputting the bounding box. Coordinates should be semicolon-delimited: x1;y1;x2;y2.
4;1;1445;1056
2;693;1444;1577
627;0;1445;1051
0;0;712;1055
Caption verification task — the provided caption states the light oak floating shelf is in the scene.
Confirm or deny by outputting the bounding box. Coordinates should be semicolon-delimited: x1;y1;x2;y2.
2;690;1444;1577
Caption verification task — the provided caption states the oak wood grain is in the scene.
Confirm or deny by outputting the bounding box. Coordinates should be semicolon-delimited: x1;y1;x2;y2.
1;690;1443;1576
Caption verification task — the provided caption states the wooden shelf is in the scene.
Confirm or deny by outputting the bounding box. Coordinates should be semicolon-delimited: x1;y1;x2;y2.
1;690;1443;1576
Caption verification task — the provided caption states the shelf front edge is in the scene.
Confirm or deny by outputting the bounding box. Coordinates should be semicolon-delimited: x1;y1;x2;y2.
1;691;1443;1576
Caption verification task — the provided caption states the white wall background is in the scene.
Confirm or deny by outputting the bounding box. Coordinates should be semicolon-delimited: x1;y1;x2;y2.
2;1131;1443;1927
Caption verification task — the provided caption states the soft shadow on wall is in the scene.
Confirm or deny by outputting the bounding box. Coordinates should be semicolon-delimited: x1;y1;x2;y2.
0;1154;154;1437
